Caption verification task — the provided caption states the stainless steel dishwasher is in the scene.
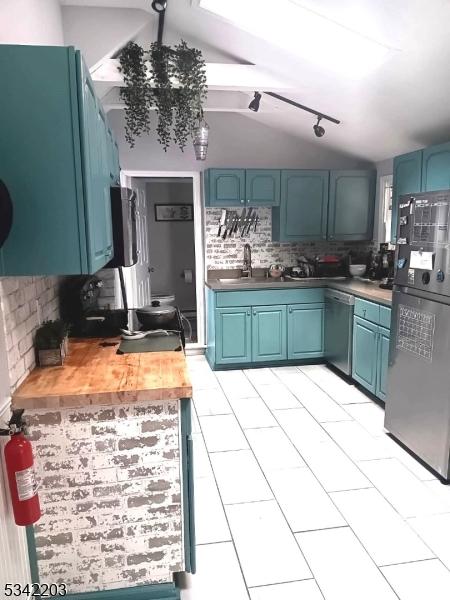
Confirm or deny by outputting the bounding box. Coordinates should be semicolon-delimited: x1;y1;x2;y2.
324;289;355;375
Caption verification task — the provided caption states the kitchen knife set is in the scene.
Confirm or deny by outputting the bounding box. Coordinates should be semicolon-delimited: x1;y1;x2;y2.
217;208;259;239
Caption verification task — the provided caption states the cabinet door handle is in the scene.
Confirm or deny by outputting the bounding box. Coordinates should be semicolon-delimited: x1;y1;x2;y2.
247;310;251;316
289;307;293;313
253;311;257;316
0;180;13;249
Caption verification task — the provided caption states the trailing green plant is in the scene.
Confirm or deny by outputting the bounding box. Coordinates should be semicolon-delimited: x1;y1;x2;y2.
118;42;152;148
149;42;175;151
35;320;69;350
118;40;207;151
172;41;207;151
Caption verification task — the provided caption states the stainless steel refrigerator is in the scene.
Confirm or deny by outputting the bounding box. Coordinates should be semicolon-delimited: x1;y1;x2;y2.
385;189;450;480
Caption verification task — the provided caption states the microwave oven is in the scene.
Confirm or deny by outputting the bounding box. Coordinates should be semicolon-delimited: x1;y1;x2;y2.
105;187;138;268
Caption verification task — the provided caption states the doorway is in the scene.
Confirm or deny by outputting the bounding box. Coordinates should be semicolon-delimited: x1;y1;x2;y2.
119;171;204;347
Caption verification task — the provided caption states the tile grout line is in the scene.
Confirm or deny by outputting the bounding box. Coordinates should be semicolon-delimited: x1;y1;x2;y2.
281;368;450;583
211;370;319;590
192;360;450;594
190;366;253;600
243;368;409;598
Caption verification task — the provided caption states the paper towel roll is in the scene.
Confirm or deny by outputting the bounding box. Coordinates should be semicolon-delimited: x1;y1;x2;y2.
184;269;193;284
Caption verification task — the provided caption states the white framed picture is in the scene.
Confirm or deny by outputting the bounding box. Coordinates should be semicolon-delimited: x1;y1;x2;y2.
154;204;193;221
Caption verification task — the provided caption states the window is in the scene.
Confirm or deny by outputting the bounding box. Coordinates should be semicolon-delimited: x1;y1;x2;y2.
199;0;393;78
379;174;394;245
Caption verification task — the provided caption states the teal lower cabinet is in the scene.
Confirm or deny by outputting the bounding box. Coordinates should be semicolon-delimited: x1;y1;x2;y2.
215;306;252;365
252;305;287;362
352;316;378;394
60;583;180;600
288;303;324;359
180;399;196;574
206;287;326;368
376;327;390;401
352;314;391;400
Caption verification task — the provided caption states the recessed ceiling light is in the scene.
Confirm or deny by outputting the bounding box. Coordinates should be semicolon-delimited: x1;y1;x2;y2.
199;0;395;78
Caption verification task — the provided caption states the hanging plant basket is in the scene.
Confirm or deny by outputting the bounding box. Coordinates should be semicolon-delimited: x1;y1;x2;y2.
119;40;207;152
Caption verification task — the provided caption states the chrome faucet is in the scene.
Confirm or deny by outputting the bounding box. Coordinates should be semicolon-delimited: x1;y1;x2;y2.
242;243;252;277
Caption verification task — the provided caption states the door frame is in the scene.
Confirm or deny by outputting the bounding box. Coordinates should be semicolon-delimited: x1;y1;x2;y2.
120;170;205;348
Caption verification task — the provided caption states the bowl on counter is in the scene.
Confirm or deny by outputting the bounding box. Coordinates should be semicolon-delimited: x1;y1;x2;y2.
269;264;285;278
349;264;367;277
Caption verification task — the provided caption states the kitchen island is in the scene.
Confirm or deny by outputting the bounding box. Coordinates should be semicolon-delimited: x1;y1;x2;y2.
12;339;195;599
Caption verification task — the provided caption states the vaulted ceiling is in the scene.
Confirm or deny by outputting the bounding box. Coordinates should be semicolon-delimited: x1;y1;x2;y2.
60;0;450;162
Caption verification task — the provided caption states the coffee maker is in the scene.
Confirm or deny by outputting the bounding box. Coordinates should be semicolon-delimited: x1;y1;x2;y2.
367;243;395;288
60;275;128;337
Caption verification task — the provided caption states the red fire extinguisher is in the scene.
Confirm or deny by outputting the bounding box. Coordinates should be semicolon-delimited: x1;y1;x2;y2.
1;409;41;526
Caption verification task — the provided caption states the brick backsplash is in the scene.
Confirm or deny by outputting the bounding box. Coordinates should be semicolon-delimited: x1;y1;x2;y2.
27;400;183;594
0;277;60;391
96;269;117;309
205;208;375;269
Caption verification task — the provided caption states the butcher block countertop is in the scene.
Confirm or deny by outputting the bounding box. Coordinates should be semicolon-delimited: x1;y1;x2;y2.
12;338;192;410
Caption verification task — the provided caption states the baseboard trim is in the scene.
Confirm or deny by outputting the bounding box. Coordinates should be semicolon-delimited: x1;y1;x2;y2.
63;583;180;600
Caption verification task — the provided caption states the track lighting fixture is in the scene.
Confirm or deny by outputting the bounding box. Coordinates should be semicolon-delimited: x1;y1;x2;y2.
313;116;325;138
248;92;262;112
151;0;167;12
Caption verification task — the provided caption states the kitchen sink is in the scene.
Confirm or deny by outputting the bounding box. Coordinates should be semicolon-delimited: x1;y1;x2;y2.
218;277;274;284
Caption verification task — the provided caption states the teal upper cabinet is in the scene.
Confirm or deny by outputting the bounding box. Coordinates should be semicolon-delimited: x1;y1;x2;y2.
352;315;378;394
78;59;113;273
215;307;252;365
246;170;280;207
205;169;245;206
0;45;117;276
422;142;450;191
272;170;329;242
252;305;287;362
328;170;376;241
287;303;324;359
204;169;280;207
107;127;121;184
391;151;422;243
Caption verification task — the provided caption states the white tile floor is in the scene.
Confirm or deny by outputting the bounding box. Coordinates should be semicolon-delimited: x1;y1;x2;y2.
181;357;450;600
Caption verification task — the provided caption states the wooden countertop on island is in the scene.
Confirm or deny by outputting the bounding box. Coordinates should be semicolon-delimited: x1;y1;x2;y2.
12;338;192;409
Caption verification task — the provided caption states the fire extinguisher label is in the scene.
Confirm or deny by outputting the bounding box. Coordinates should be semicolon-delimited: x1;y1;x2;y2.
15;466;38;502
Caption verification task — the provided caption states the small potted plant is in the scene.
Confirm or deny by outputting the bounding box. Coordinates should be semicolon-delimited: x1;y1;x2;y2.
35;320;70;367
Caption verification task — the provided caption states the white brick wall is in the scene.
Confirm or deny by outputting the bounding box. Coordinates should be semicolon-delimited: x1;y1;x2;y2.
27;400;183;594
0;277;60;392
96;269;117;309
205;207;375;269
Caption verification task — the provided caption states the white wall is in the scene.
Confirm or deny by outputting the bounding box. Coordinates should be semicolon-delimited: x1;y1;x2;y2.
146;181;196;312
62;6;148;68
109;111;374;172
0;0;64;45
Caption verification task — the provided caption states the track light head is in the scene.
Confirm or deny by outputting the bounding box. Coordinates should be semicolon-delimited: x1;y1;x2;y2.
248;92;262;112
151;0;167;12
313;116;325;137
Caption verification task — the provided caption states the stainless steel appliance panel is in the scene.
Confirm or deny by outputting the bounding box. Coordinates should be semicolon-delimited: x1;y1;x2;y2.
385;288;450;479
324;289;354;376
106;187;138;268
394;190;450;296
